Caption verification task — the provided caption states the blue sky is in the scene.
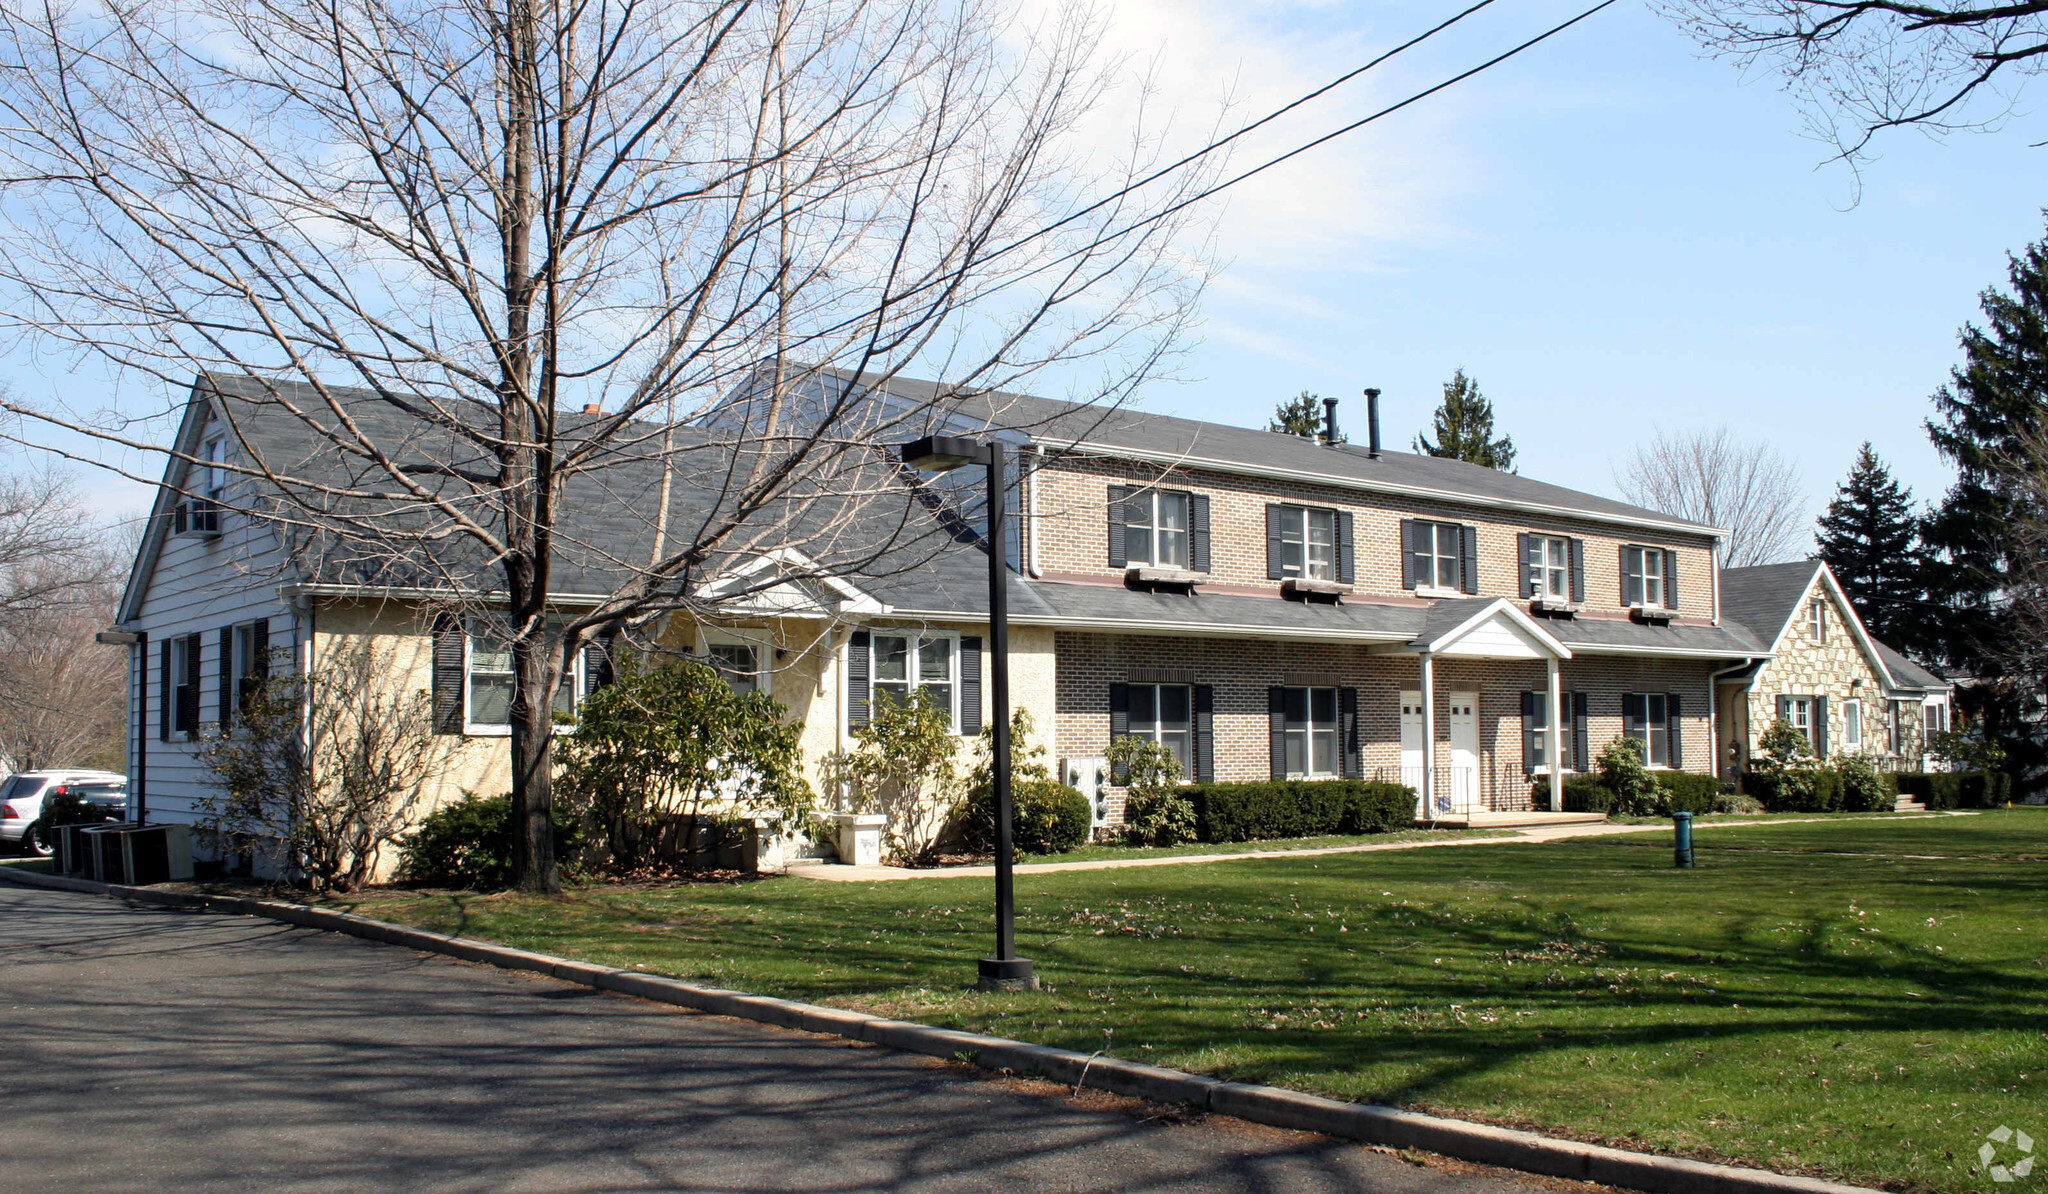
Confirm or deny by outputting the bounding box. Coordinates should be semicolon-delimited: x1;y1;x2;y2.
1059;0;2048;539
8;0;2047;537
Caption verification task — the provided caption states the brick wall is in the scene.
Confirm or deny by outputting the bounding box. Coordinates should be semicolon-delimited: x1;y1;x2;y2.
1024;454;1720;619
1054;631;1716;820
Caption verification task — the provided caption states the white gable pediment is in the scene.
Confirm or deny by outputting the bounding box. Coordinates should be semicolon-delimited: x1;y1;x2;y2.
1415;598;1571;660
697;548;886;617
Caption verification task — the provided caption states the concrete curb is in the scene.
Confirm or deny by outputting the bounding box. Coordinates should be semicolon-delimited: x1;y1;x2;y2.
0;865;1878;1194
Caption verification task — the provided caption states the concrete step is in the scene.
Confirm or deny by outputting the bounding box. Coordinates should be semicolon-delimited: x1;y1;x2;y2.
1895;796;1927;812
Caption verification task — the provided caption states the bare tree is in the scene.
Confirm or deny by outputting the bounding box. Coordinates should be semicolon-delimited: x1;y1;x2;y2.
0;0;1211;891
1661;0;2048;161
0;457;128;773
1614;427;1807;567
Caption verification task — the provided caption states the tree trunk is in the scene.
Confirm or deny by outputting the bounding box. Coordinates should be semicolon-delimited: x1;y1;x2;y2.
508;611;559;894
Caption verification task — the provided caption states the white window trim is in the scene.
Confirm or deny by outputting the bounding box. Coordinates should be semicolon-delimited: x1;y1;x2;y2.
462;625;583;738
1414;520;1464;595
1282;685;1341;780
1127;490;1192;569
1626;692;1673;769
1276;505;1338;581
1811;601;1826;643
863;629;962;733
701;629;772;696
1124;682;1195;780
1843;697;1862;751
1530;534;1570;600
1624;546;1668;609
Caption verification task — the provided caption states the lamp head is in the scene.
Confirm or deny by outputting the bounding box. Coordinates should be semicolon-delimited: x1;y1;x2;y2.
899;435;985;472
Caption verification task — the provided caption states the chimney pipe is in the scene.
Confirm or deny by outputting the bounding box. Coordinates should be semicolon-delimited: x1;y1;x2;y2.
583;403;601;415
1322;396;1340;447
1364;388;1382;459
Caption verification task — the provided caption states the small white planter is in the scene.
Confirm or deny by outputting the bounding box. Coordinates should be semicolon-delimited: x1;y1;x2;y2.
833;813;887;867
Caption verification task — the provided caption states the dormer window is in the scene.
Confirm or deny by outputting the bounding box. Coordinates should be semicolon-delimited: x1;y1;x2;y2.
173;438;225;537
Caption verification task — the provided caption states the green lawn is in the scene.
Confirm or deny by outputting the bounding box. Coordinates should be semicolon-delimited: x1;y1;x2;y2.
999;826;1511;864
333;808;2048;1194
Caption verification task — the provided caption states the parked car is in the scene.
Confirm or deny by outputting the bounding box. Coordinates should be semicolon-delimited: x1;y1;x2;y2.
0;771;128;857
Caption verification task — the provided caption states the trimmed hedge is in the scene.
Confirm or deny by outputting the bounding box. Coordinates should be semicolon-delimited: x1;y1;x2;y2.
958;779;1093;854
1544;771;1719;815
1890;771;2011;810
1186;780;1415;843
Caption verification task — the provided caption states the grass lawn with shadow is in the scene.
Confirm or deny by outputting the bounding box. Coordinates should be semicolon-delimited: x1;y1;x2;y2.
333;807;2048;1194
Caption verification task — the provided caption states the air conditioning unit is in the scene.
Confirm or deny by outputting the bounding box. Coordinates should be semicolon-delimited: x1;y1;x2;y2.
121;825;195;885
83;823;138;884
1063;756;1111;829
54;823;95;876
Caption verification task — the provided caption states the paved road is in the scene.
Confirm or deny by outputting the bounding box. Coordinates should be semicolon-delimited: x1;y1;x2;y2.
0;882;1588;1194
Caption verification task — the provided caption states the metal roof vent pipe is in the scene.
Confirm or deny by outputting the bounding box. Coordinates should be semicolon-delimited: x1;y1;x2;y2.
1322;396;1340;447
1363;387;1382;459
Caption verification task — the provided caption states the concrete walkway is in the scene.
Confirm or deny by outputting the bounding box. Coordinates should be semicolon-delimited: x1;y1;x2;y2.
792;811;1973;882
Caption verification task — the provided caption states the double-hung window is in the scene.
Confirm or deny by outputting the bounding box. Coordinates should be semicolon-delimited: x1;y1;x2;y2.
1415;522;1465;591
170;632;201;737
1281;687;1339;778
704;638;767;696
230;621;269;713
466;624;580;731
1276;505;1337;580
1621;546;1669;608
871;632;955;726
1810;601;1827;643
1126;491;1191;569
1623;693;1672;767
1528;535;1570;600
1125;684;1193;776
1787;696;1814;745
1843;698;1862;752
1523;691;1581;773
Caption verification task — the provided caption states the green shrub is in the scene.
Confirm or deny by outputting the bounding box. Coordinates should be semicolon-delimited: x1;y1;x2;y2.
1748;766;1849;813
1340;783;1417;833
1108;736;1194;847
1187;780;1414;843
1712;792;1764;814
1656;771;1722;814
1559;775;1615;813
1954;772;2014;809
1894;772;1935;805
1008;781;1091;854
398;793;581;890
1837;755;1896;812
1596;738;1660;815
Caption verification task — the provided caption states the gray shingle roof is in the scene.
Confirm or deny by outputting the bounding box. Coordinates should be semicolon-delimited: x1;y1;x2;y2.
832;369;1724;539
1717;560;1822;648
1872;638;1949;692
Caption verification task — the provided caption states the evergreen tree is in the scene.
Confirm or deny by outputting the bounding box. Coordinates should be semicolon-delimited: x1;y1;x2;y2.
1416;368;1515;471
1269;391;1335;440
1814;443;1923;650
1922;218;2048;791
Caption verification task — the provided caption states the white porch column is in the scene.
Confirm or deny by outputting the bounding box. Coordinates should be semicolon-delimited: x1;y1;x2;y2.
1419;651;1437;815
1546;656;1564;812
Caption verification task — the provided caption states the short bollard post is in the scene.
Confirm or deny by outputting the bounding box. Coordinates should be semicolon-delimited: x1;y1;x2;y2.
1673;810;1695;868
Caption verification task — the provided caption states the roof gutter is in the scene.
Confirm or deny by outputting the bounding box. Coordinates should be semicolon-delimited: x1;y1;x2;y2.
1036;439;1728;540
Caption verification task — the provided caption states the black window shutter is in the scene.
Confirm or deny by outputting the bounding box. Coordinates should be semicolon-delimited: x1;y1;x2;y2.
1190;495;1211;573
1664;550;1680;609
1624;693;1645;749
1521;691;1536;773
1400;519;1420;590
958;636;983;734
1265;505;1285;580
1517;533;1535;598
1460;525;1480;593
1336;511;1355;584
251;619;270;682
1340;687;1360;779
217;626;234;725
159;639;171;742
1194;685;1215;782
1667;692;1683;769
1268;687;1287;780
847;630;871;728
1106;485;1128;567
1776;694;1792;726
1109;681;1130;738
1572;692;1589;772
179;633;201;735
1569;539;1585;603
1814;695;1829;756
1621;547;1642;606
431;614;464;735
582;632;616;698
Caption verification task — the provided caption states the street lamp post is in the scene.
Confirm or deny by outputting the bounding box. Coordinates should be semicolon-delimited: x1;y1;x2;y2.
898;434;1036;992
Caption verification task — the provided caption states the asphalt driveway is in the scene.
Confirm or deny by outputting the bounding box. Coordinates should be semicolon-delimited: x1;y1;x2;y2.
0;881;1580;1193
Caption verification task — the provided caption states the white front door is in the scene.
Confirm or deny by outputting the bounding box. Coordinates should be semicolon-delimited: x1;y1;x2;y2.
1447;692;1480;813
1400;690;1425;814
